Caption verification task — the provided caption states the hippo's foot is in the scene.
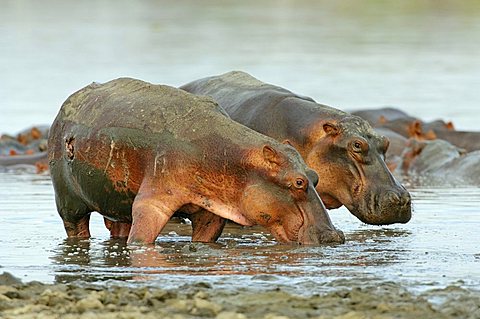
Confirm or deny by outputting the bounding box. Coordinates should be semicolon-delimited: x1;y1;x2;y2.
190;210;226;243
62;214;91;238
104;218;131;238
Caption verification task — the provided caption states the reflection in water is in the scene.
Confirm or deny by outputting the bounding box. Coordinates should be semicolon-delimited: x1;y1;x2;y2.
50;223;411;285
0;170;479;293
52;238;134;283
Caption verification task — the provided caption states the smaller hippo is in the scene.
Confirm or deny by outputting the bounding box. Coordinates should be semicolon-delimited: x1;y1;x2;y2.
48;78;344;245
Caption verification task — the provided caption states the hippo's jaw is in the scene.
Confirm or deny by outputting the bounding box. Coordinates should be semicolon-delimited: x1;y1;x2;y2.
295;186;345;245
346;157;412;225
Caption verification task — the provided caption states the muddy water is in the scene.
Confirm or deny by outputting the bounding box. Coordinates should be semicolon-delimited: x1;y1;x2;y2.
0;169;478;297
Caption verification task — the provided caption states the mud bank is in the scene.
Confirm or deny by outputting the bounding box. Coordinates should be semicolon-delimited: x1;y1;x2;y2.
1;273;479;319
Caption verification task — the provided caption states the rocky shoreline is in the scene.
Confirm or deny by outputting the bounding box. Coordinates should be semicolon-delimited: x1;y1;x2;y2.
1;272;479;319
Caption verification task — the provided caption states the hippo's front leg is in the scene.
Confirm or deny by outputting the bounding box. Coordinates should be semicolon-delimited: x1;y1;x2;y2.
127;192;180;244
190;209;227;242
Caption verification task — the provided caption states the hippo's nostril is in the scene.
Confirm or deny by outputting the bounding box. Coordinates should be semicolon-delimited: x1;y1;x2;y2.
335;229;346;244
321;228;345;244
385;191;401;204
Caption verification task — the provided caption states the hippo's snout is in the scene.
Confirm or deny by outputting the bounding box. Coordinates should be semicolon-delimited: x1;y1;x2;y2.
322;228;345;244
362;187;412;225
379;189;412;224
302;225;345;245
351;185;412;225
384;190;412;209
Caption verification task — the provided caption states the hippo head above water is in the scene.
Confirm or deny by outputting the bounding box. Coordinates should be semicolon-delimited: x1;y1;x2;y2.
236;143;345;244
303;115;412;225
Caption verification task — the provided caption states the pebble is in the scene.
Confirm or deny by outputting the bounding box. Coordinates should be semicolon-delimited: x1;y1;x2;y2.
76;296;105;313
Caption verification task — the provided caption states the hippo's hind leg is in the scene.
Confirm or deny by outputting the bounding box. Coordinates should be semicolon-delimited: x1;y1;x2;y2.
190;209;226;242
51;166;92;238
104;218;131;238
54;192;91;238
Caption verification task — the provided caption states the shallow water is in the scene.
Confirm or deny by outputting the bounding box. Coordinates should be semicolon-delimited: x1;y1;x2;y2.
1;0;480;298
0;169;478;295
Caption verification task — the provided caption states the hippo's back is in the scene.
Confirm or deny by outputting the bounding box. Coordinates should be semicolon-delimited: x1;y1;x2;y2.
56;77;224;134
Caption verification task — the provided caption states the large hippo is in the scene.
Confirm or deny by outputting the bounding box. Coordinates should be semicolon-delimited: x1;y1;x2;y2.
181;71;411;225
48;78;344;245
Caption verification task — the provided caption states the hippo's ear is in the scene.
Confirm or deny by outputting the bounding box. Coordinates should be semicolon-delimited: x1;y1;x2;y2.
282;139;293;147
262;145;282;167
323;123;339;136
446;121;455;131
408;120;423;139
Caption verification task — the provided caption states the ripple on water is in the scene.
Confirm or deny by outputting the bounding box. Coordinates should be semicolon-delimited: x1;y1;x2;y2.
0;171;479;294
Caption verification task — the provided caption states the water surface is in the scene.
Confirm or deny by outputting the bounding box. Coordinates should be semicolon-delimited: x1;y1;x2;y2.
0;169;478;295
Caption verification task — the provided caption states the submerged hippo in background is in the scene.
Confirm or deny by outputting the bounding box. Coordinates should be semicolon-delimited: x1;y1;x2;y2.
396;138;480;186
48;78;344;245
432;130;480;153
0;126;49;172
181;71;411;225
351;107;454;141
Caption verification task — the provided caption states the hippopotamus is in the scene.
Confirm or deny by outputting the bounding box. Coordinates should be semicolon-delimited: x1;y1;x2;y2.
432;130;480;152
351;107;454;141
0;126;48;156
181;71;411;225
0;126;49;172
48;77;344;245
397;138;480;186
373;127;409;173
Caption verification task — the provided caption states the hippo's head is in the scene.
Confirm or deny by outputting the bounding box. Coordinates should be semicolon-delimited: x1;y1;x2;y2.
240;144;345;245
304;116;411;225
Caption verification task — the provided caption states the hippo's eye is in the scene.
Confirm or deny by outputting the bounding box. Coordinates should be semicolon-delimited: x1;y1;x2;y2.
353;141;363;152
294;178;306;189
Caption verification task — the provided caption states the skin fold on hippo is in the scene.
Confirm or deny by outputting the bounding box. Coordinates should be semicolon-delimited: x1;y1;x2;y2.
48;78;344;245
181;71;411;226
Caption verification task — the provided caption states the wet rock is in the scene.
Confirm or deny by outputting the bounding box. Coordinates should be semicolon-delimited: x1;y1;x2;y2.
194;291;208;299
215;311;248;319
166;298;193;313
191;297;222;316
75;294;105;313
264;314;291;319
38;288;72;307
0;272;22;285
